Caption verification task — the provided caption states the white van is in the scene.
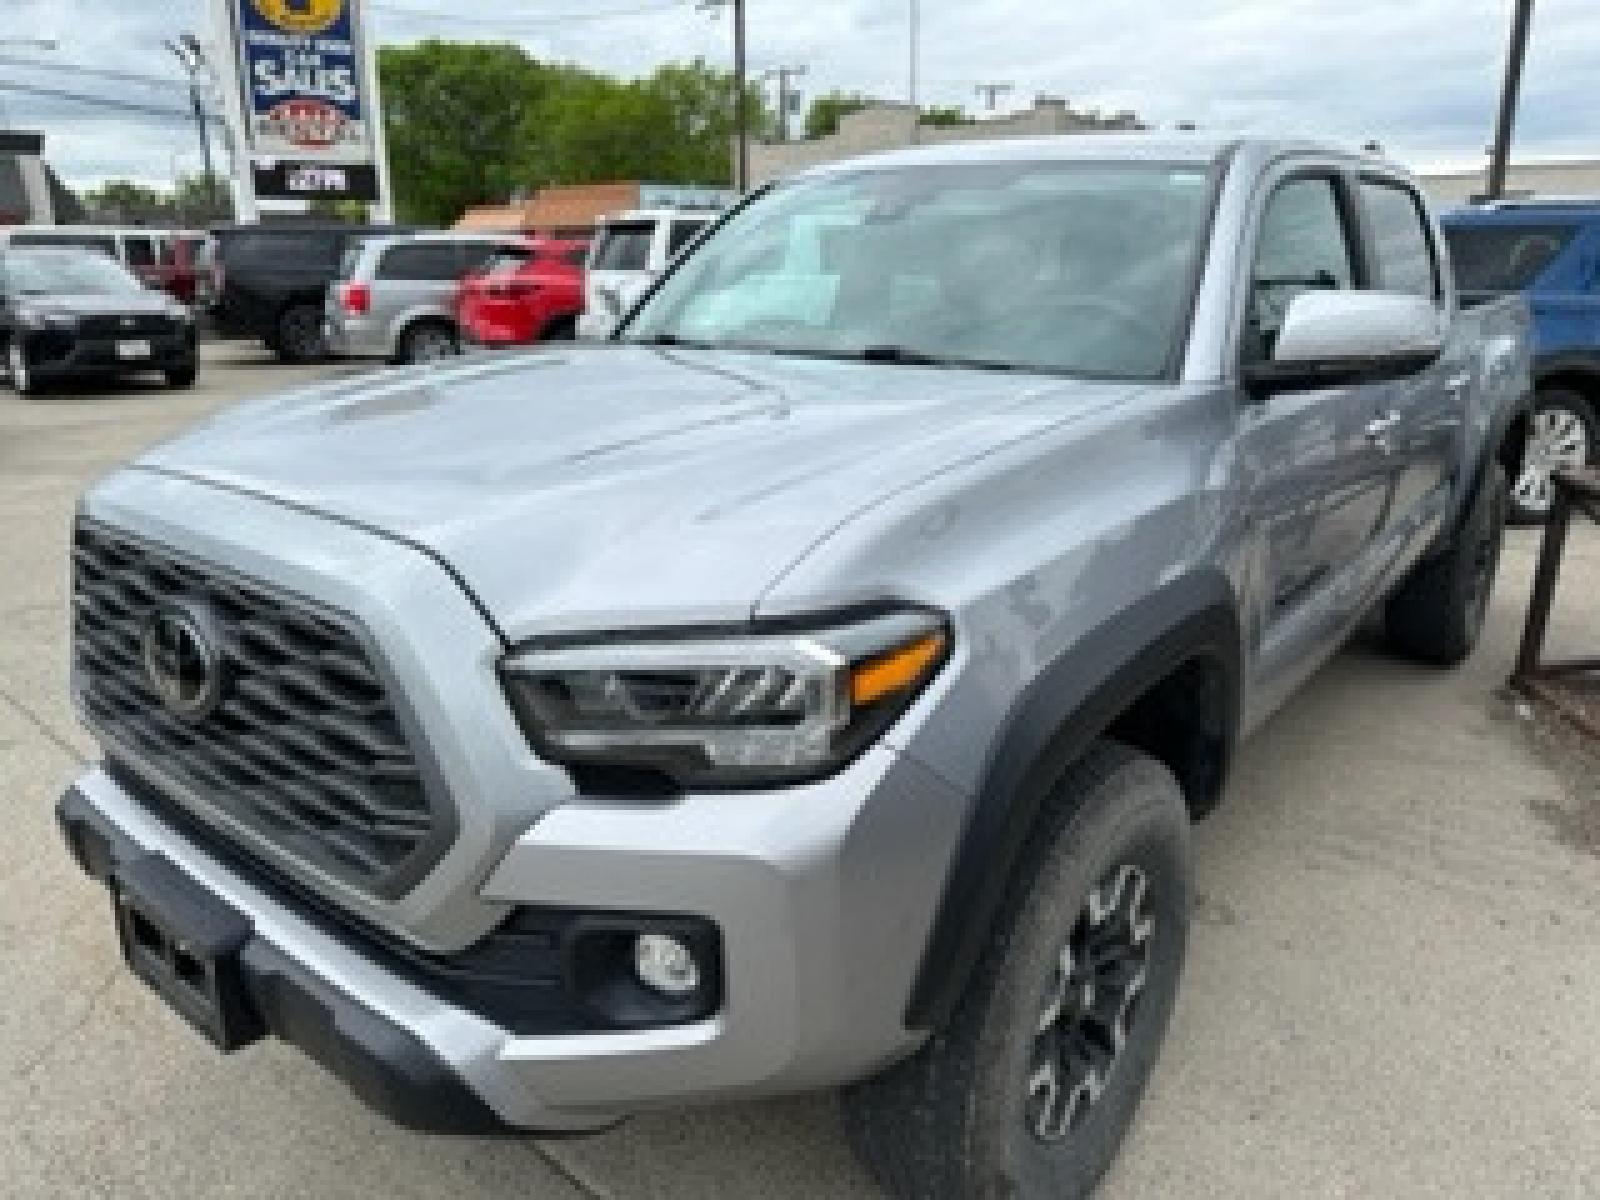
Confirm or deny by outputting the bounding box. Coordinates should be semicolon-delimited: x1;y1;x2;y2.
577;209;718;340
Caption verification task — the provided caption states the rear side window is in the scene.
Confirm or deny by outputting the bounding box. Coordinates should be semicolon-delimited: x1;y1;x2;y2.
221;232;340;269
10;233;117;257
593;224;654;271
1361;180;1439;301
1442;223;1580;292
668;220;706;257
377;242;463;281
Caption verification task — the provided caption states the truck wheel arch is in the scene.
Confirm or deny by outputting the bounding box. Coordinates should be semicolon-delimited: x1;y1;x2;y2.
902;569;1241;1031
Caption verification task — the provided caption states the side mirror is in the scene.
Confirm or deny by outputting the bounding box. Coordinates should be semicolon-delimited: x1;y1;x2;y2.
1242;290;1445;395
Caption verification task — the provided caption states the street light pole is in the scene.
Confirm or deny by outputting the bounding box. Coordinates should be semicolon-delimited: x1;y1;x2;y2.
1486;0;1536;201
166;35;216;210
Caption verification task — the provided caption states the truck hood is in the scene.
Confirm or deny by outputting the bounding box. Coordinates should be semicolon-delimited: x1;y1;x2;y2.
136;344;1129;636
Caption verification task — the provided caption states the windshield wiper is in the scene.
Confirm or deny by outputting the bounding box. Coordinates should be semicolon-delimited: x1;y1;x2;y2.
858;345;1021;372
628;332;719;350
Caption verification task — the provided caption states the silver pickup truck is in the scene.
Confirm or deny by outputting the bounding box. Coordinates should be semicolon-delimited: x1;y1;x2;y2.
58;135;1529;1200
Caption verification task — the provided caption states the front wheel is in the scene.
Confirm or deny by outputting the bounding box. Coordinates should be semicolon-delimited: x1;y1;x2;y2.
165;365;198;389
843;742;1191;1200
1510;389;1596;524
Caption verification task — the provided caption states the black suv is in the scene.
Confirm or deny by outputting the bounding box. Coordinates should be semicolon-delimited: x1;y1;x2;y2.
208;223;416;363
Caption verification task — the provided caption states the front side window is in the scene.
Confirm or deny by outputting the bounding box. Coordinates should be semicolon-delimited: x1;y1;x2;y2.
626;162;1218;379
1361;180;1438;301
1246;176;1357;361
593;224;655;272
668;220;707;258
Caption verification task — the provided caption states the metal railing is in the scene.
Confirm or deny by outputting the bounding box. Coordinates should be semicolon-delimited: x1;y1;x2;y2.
1512;465;1600;737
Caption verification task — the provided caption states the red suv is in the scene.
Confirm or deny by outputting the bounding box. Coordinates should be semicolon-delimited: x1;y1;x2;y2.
455;237;590;347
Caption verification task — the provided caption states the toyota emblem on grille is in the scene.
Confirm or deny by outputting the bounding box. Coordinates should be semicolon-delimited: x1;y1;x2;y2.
140;604;225;721
121;317;137;328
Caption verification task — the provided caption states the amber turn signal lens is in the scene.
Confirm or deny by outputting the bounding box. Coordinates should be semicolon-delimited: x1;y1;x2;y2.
851;631;947;708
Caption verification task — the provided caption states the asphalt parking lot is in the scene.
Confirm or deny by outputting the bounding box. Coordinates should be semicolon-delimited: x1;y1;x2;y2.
3;342;1598;1198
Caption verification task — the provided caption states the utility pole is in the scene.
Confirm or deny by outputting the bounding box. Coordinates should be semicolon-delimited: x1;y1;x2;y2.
908;0;920;144
700;0;749;190
762;65;808;142
1486;0;1536;201
165;35;217;213
974;82;1013;112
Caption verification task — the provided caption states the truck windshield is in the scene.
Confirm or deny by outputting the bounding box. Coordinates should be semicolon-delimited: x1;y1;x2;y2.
624;162;1216;379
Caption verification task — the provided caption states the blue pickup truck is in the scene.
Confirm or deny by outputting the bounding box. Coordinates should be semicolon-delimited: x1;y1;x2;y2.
1443;201;1600;521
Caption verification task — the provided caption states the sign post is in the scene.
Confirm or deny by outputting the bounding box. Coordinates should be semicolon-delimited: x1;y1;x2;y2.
206;0;390;220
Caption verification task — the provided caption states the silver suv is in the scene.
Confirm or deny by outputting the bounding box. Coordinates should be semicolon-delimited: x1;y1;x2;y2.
325;232;529;364
59;136;1529;1199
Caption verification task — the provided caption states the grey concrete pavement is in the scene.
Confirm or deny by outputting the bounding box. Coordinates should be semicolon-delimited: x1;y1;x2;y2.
2;345;1597;1198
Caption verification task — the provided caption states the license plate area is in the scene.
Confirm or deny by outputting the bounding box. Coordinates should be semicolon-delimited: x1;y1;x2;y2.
116;339;152;359
112;854;265;1052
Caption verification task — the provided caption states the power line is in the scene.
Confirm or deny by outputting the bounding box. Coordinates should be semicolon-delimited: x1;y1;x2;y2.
0;80;218;123
0;54;189;92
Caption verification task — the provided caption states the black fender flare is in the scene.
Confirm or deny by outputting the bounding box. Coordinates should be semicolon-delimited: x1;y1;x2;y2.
903;569;1242;1030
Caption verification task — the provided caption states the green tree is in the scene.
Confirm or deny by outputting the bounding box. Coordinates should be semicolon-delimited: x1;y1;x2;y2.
804;91;877;139
919;105;972;127
173;173;231;223
379;40;542;226
83;179;169;220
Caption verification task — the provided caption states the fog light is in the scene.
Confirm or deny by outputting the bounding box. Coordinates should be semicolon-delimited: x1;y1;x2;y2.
634;933;700;996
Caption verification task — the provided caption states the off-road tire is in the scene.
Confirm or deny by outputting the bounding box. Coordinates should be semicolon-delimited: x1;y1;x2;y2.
843;741;1192;1200
1386;463;1508;666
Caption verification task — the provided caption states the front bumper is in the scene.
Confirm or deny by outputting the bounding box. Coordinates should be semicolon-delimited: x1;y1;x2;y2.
58;734;967;1129
22;330;196;378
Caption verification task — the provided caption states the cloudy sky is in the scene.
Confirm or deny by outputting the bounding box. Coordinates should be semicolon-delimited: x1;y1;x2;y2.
4;0;1598;190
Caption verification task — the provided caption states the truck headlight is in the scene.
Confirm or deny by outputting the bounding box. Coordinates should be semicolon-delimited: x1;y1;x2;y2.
502;611;949;787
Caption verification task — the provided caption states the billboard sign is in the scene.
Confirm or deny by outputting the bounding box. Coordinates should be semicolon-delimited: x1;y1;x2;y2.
231;0;373;164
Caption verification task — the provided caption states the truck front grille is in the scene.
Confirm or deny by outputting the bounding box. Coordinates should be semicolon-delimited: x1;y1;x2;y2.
71;521;448;896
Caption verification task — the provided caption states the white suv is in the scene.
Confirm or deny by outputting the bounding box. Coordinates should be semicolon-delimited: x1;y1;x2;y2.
576;208;717;339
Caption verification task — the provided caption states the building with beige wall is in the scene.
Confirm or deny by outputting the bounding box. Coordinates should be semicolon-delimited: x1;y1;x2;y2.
1417;159;1600;209
748;98;1143;186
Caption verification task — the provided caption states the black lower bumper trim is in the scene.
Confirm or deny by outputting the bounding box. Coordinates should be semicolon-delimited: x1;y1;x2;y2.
57;785;511;1135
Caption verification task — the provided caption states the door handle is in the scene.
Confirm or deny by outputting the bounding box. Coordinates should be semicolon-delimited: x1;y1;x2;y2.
1365;410;1401;450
